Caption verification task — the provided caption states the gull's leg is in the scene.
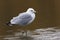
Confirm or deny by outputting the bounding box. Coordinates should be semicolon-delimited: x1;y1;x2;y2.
21;30;28;40
20;30;25;39
22;27;28;40
26;30;27;37
22;30;27;37
25;30;28;40
22;26;27;37
20;30;24;36
22;30;25;36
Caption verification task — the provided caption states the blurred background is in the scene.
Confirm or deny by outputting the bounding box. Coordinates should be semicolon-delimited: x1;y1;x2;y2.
0;0;60;35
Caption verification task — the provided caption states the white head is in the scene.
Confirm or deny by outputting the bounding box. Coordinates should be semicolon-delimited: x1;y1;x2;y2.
26;8;36;13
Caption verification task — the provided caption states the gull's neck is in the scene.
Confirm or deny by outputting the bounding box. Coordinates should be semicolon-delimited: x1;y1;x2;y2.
26;10;35;18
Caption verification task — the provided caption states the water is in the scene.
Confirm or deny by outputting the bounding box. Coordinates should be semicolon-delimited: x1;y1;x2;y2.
0;27;60;40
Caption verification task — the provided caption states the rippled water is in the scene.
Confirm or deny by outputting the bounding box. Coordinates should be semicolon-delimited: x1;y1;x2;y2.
0;27;60;40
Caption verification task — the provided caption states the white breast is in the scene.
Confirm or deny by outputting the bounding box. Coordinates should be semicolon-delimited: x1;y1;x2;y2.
27;13;35;24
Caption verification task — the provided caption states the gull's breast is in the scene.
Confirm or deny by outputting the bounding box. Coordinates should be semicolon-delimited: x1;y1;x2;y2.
28;13;35;24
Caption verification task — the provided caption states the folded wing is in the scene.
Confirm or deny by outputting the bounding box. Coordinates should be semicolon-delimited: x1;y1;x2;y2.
10;13;32;26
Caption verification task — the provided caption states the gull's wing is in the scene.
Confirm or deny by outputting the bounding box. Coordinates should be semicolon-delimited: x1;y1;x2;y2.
10;13;32;25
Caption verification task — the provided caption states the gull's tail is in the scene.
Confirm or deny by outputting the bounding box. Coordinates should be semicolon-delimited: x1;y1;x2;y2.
6;22;13;26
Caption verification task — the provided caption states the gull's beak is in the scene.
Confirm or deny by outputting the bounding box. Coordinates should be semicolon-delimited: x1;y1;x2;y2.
34;10;36;13
6;22;13;26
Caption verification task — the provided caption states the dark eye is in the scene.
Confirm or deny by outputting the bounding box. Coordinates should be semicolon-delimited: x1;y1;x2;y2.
30;10;33;11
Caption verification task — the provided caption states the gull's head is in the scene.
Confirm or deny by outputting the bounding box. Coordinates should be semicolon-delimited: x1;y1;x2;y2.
26;8;36;13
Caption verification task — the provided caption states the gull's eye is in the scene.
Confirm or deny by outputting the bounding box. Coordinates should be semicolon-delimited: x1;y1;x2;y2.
30;10;33;12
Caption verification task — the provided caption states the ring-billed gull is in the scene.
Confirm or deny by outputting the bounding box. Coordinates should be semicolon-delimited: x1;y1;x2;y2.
6;8;36;37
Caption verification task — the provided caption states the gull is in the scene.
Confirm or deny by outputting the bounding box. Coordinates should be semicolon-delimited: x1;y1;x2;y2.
6;8;36;37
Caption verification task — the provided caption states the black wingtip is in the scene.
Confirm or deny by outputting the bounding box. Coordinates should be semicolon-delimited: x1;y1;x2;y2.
6;22;12;26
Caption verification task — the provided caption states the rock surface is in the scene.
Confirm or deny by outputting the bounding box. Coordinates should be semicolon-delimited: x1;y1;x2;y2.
3;27;60;40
